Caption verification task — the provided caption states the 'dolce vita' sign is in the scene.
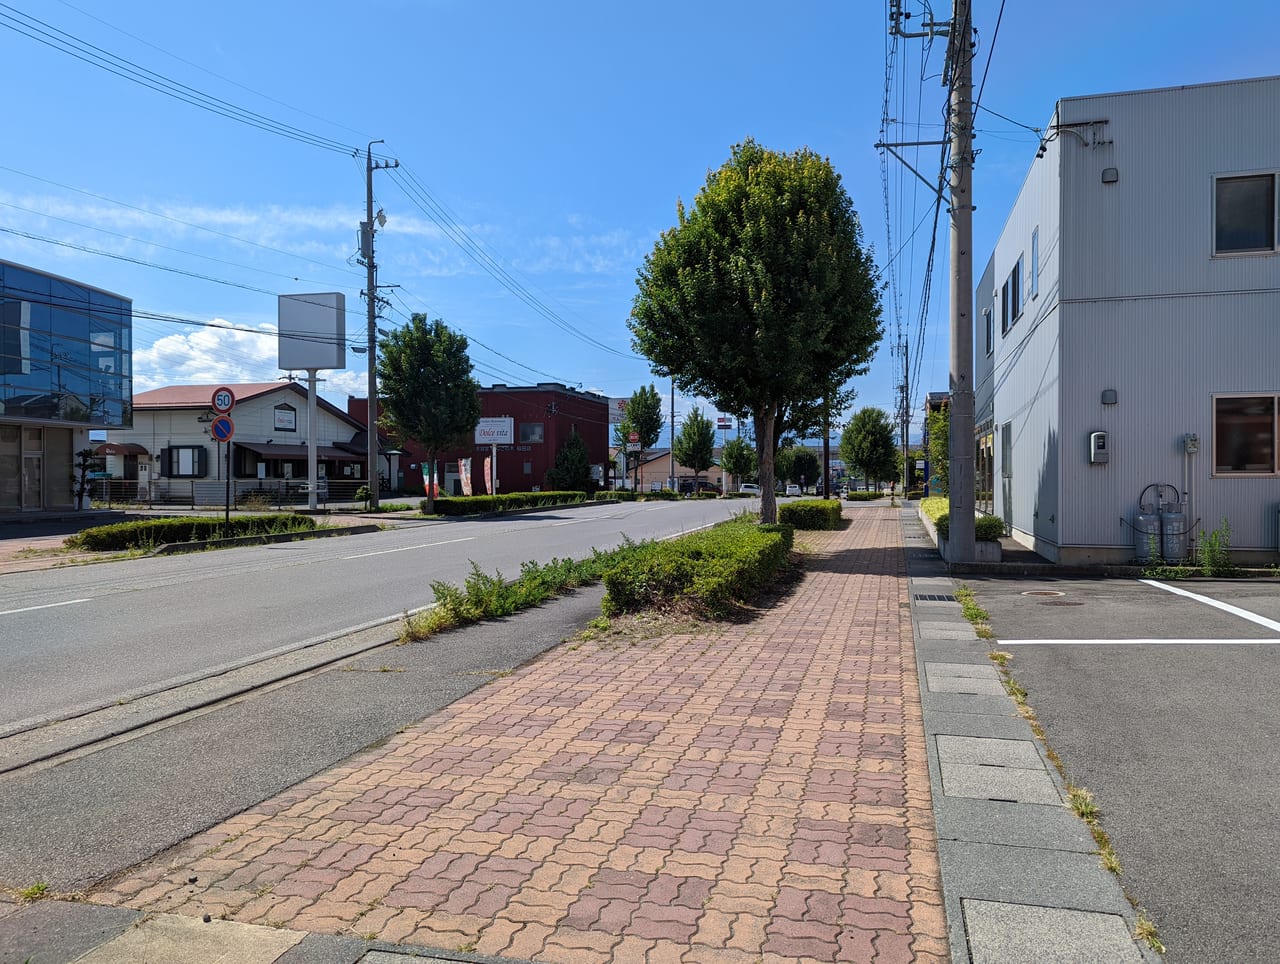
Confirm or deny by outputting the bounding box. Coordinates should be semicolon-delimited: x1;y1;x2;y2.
475;417;514;445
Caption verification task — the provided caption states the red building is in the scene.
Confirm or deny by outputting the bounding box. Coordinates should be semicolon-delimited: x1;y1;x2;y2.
349;383;609;495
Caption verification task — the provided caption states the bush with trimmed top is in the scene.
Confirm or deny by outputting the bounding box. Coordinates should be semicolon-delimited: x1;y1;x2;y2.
66;514;316;551
778;499;843;530
602;518;791;617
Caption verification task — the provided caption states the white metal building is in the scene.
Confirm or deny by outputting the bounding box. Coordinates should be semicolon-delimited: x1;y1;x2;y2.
975;75;1280;565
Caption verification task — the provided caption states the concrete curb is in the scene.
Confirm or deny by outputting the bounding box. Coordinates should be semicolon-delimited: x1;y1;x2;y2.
901;507;1163;963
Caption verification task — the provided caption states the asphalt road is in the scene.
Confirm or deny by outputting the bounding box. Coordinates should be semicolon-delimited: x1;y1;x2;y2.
0;499;746;733
966;574;1280;964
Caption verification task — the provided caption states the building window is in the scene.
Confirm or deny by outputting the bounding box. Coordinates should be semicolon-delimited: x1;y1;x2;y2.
274;403;297;432
1214;173;1277;255
1030;228;1040;299
161;445;208;478
1213;395;1277;474
1000;280;1011;335
523;460;533;475
519;422;544;443
1009;257;1023;322
1000;422;1013;479
983;308;993;356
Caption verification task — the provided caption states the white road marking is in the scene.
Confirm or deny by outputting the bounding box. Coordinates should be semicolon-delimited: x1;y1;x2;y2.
1001;638;1280;646
1140;578;1280;634
551;520;579;527
0;598;91;617
343;537;475;560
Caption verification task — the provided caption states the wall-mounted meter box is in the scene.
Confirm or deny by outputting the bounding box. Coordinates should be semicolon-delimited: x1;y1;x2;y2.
1089;431;1109;463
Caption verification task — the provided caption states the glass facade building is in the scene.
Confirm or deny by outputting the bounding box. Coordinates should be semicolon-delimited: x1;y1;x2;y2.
1;260;132;511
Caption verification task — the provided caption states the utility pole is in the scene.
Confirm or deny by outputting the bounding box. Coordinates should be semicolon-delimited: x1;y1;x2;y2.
884;0;975;560
900;337;910;497
362;140;399;510
945;0;976;561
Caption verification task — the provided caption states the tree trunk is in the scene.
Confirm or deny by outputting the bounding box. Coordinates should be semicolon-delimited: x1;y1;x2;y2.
754;410;777;524
423;451;436;515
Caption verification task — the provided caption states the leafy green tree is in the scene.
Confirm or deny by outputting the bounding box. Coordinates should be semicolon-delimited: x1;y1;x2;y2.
719;435;757;488
789;448;821;489
630;139;882;522
546;428;592;492
840;407;897;488
612;383;665;489
926;406;949;495
673;405;715;483
377;315;481;512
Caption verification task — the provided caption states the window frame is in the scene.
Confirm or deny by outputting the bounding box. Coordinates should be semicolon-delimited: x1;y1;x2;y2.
1211;393;1278;476
519;422;544;444
983;307;993;357
1000;280;1011;335
1009;256;1024;322
1212;172;1279;257
1030;228;1040;299
161;445;208;478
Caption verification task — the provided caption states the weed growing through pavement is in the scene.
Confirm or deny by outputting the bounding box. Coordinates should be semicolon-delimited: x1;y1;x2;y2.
953;585;994;639
1135;914;1165;954
16;883;48;902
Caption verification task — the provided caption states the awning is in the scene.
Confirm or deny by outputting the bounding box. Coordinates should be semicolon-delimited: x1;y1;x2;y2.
233;441;366;461
94;442;149;456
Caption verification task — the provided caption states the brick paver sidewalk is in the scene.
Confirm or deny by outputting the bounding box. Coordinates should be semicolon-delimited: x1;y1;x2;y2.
91;507;947;962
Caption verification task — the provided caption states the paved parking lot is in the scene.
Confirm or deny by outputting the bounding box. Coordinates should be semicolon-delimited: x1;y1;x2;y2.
967;574;1280;963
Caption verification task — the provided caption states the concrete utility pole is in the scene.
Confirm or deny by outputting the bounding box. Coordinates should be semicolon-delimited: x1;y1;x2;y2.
945;0;976;561
900;338;910;497
362;140;398;510
884;0;975;559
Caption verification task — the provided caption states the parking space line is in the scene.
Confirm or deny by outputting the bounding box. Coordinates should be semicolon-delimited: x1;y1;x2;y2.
1001;638;1280;646
1140;578;1280;634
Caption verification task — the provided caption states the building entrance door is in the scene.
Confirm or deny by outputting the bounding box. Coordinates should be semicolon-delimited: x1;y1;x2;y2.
22;455;42;509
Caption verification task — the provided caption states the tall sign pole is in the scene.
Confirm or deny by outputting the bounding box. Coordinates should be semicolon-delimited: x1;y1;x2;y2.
946;0;976;562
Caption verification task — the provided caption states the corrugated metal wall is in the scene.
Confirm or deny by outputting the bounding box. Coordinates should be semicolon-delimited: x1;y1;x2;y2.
983;77;1280;559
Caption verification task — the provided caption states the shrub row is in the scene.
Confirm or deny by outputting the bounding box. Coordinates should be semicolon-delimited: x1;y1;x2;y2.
922;496;1004;541
66;514;316;551
607;489;681;502
602;518;793;618
778;499;844;530
425;490;588;515
844;491;883;502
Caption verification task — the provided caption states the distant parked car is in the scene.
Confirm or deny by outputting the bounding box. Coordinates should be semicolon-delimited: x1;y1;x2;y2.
738;483;761;495
785;483;801;497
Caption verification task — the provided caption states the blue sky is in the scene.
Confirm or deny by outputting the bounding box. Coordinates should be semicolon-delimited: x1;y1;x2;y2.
3;0;1278;446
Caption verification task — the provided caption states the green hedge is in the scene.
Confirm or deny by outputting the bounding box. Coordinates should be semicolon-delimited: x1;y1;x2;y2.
927;497;1005;542
602;519;791;617
844;491;883;502
778;499;843;530
425;491;588;515
66;514;316;551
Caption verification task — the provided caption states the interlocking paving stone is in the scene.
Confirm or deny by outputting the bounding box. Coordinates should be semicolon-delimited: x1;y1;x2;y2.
84;508;947;963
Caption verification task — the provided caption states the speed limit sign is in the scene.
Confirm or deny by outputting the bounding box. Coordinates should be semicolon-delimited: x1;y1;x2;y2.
211;386;236;414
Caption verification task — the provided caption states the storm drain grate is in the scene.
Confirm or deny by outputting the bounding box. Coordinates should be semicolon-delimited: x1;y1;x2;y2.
914;593;958;602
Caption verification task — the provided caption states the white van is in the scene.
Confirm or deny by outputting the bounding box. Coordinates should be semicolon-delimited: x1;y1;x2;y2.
738;483;761;495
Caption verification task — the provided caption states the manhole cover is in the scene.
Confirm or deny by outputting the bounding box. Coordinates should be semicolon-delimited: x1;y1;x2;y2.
1022;590;1065;597
1038;599;1085;606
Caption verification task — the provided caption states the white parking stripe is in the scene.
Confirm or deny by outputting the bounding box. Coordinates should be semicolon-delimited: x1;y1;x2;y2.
1001;638;1280;646
1140;578;1280;634
343;537;475;560
0;599;91;617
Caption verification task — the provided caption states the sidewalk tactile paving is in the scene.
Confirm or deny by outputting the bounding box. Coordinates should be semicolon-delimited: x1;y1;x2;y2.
88;508;948;962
